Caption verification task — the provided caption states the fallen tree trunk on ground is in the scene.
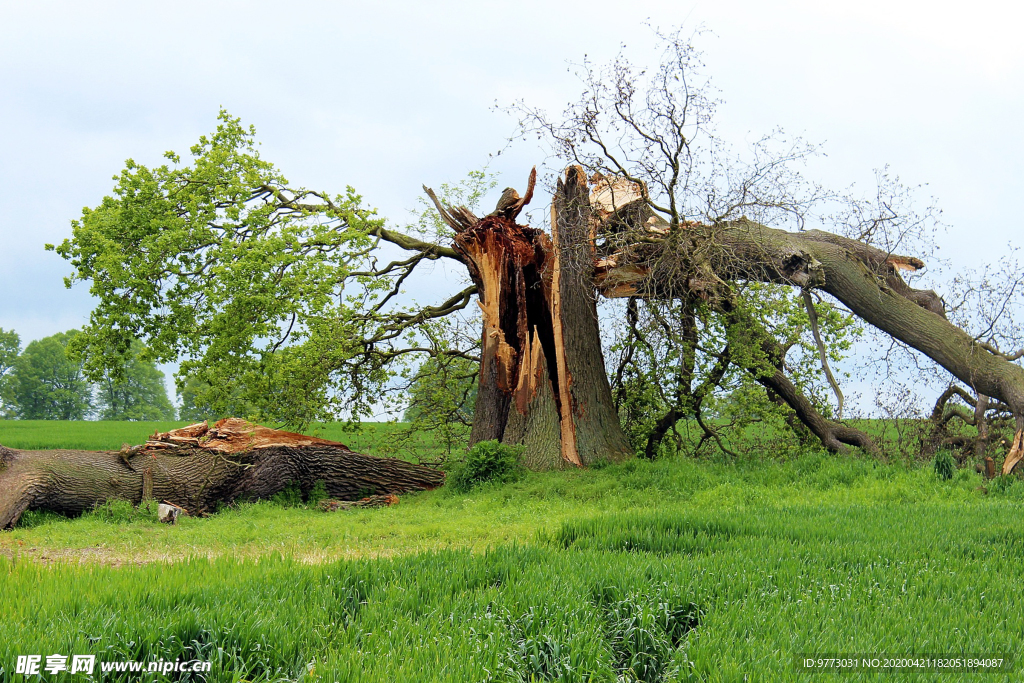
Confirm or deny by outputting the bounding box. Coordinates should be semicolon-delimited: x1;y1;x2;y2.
0;418;445;529
588;170;1024;454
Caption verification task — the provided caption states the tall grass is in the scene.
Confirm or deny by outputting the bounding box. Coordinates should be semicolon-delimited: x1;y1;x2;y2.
0;420;441;459
2;426;1021;680
3;500;1022;681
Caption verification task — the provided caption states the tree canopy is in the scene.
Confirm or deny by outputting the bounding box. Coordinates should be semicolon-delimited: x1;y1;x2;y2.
94;339;175;421
3;331;92;420
49;111;476;426
0;330;175;421
0;328;20;418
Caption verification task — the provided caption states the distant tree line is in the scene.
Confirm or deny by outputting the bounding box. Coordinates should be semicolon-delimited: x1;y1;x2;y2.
0;327;175;420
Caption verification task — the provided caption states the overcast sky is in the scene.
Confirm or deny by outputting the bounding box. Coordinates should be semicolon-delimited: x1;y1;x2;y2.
1;0;1021;409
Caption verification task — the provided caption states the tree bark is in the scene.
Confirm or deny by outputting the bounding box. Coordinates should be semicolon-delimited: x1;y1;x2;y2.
433;168;633;467
595;188;1024;430
0;419;444;529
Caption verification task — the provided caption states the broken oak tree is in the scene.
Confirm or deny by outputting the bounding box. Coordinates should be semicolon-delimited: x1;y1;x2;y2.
429;166;1024;466
0;418;444;529
425;168;633;468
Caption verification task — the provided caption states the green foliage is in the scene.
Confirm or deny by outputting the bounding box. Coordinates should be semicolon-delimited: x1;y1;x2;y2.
48;110;391;426
271;481;305;508
0;328;20;418
446;440;524;492
308;479;329;506
270;479;330;508
403;357;477;424
2;330;92;420
48;108;503;431
0;331;172;422
94;339;175;420
176;373;255;423
609;283;862;459
401;355;477;454
933;449;956;481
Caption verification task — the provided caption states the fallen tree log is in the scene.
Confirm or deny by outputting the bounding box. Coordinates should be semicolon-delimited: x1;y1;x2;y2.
0;418;445;529
590;172;1024;441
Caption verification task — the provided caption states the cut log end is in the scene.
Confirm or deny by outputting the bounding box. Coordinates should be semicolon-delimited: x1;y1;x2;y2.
157;502;184;524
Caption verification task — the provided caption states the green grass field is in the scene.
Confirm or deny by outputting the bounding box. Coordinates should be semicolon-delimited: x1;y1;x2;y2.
2;422;1023;681
0;419;450;460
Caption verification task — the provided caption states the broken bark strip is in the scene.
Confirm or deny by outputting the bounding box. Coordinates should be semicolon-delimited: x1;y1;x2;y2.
1002;429;1024;475
550;168;635;466
0;418;444;529
434;169;633;468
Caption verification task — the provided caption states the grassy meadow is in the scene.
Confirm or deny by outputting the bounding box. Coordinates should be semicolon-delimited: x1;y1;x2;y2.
2;421;1023;681
0;420;431;459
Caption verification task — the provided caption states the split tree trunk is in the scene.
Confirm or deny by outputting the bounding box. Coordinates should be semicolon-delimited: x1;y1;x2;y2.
0;418;444;529
435;166;1024;464
427;168;633;468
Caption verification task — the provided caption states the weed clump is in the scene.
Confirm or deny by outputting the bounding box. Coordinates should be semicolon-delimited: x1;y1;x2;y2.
592;585;701;683
84;498;155;524
271;479;330;507
934;450;955;481
447;440;524;493
271;481;304;507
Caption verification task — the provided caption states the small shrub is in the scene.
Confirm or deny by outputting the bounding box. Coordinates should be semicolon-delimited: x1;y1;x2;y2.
446;440;525;493
934;450;955;481
271;481;304;508
308;480;329;506
85;498;148;523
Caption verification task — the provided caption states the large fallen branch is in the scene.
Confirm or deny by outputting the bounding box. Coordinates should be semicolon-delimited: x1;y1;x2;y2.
591;174;1024;435
0;418;444;529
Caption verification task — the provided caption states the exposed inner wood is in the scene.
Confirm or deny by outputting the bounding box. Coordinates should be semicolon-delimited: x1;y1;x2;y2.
434;168;632;467
145;417;350;453
1002;429;1024;475
549;199;581;467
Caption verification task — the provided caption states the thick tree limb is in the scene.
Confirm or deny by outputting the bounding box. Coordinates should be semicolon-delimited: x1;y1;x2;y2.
0;419;444;529
728;309;878;454
596;197;1024;425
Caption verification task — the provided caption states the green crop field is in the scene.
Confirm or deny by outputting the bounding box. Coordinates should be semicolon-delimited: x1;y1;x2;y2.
0;420;453;460
2;424;1023;681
